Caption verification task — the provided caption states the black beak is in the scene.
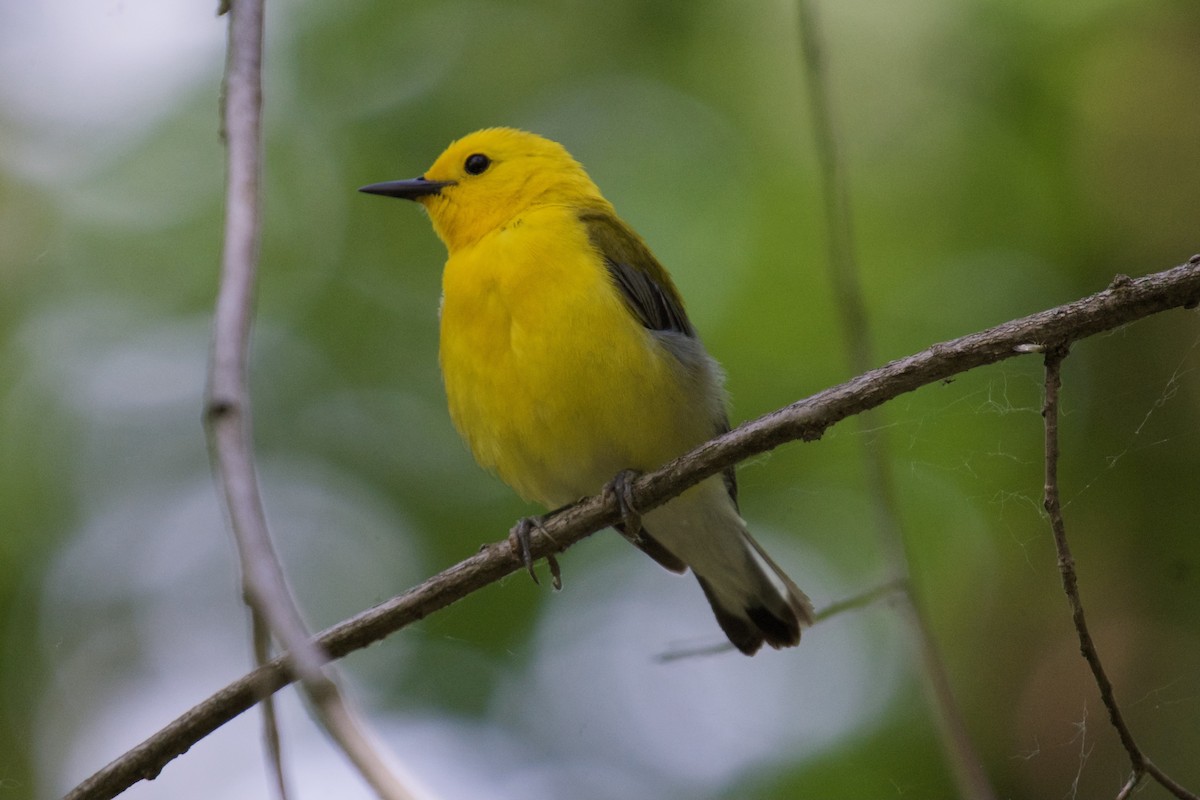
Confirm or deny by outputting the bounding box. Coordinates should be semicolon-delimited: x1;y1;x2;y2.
358;177;454;200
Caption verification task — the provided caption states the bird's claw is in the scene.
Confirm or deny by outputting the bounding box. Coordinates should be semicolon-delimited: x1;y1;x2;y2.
605;469;643;540
508;515;563;590
509;516;541;582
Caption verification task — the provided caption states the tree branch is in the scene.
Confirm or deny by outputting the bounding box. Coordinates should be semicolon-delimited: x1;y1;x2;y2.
1041;347;1198;800
64;256;1200;800
204;1;413;798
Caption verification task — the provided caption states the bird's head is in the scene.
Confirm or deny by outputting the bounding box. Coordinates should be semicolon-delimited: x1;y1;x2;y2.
361;128;607;253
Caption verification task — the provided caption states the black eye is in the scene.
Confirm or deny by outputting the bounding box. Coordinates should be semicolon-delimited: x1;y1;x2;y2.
464;153;491;175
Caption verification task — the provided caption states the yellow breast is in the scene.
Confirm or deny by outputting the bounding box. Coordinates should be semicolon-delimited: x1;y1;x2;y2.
438;205;705;507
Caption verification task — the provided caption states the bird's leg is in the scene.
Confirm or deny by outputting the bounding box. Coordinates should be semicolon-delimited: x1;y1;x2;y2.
508;509;565;590
604;469;643;540
508;516;542;582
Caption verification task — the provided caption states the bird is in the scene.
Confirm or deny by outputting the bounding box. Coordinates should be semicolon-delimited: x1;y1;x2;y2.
360;127;813;654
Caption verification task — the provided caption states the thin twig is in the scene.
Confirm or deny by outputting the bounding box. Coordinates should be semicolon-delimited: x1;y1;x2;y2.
795;0;872;371
811;577;909;623
253;611;290;800
1041;348;1198;800
1041;347;1139;758
657;577;911;662
65;257;1200;800
1114;772;1139;800
796;3;996;797
1146;763;1200;800
206;2;413;799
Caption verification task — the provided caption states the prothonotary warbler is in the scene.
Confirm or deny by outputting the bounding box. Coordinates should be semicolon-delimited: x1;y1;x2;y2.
361;127;813;654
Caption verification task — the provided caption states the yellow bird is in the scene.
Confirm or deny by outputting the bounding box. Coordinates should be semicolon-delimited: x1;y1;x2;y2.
361;128;812;654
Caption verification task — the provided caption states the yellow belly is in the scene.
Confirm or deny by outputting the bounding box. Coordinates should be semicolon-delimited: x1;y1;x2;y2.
438;207;707;507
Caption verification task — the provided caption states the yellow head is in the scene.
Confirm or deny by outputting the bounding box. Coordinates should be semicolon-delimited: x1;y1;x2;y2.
361;128;610;253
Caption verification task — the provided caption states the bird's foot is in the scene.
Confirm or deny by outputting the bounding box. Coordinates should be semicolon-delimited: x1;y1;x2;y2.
604;469;643;540
508;515;562;590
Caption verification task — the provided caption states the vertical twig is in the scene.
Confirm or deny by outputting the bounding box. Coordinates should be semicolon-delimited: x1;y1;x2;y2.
794;0;870;372
1041;347;1139;763
1041;348;1198;800
795;3;996;798
253;612;291;800
206;1;415;798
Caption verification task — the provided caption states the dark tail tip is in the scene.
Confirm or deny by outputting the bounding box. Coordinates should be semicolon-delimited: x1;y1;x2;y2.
695;577;805;656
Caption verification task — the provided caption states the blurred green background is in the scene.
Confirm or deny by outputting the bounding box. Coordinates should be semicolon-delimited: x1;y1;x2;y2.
3;1;1199;798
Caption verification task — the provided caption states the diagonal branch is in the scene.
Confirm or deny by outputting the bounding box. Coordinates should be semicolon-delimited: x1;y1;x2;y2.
1041;348;1198;800
65;256;1200;800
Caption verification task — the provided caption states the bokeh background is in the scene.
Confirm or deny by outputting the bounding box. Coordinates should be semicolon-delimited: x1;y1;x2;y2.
3;1;1199;798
